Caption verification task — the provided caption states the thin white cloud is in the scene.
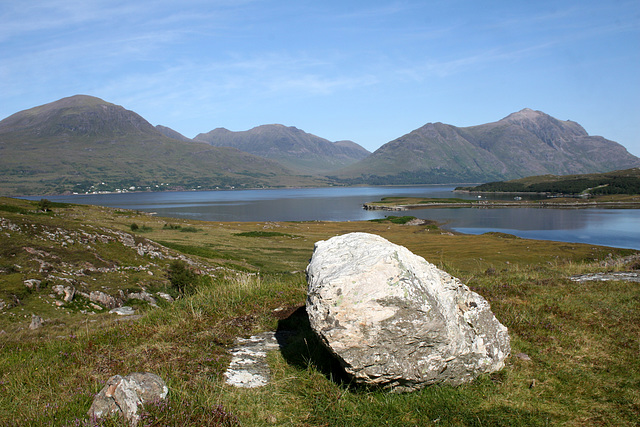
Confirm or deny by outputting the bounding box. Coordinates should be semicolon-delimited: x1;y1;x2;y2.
395;40;557;81
95;51;379;103
0;0;255;42
265;74;378;95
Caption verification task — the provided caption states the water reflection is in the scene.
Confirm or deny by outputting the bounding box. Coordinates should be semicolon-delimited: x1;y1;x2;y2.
411;208;591;231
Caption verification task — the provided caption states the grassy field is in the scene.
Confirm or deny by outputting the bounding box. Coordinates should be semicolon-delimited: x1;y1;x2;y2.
0;197;638;425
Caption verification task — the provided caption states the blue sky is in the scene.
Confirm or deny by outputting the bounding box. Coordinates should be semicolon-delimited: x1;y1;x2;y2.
1;0;639;155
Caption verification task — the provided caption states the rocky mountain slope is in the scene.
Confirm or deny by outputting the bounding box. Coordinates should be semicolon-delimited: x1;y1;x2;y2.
155;125;192;142
194;124;370;174
0;95;322;195
332;109;640;184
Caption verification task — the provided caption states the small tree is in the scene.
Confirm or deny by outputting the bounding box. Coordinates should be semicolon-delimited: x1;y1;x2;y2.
38;199;51;212
167;260;198;295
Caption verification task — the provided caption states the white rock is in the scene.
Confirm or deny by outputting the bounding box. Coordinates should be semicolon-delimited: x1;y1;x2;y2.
306;232;510;391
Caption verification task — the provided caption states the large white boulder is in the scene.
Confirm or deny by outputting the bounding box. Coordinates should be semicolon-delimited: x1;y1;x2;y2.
306;232;510;392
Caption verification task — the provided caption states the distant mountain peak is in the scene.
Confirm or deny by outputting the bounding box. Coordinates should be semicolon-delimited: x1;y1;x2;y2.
498;108;588;140
0;94;151;136
63;94;108;103
502;108;547;122
194;123;370;174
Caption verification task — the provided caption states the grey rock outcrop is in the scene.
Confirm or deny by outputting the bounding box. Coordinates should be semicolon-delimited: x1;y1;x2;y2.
127;290;157;306
88;290;119;309
306;232;510;392
87;372;168;426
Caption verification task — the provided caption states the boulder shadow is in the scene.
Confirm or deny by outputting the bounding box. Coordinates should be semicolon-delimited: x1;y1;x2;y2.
275;305;351;386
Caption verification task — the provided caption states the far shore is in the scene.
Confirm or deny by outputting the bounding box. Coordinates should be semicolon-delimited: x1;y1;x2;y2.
363;195;640;211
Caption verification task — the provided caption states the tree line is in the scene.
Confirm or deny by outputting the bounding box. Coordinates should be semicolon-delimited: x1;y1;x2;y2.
459;175;640;195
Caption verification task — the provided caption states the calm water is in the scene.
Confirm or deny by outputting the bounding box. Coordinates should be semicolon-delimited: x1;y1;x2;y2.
32;186;640;250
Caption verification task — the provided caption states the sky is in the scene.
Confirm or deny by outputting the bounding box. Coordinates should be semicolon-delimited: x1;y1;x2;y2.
1;0;639;155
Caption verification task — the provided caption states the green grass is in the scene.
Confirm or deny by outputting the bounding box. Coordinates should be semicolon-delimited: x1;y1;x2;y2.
369;215;418;224
156;241;235;261
233;231;299;238
0;204;31;215
180;226;200;233
0;196;638;425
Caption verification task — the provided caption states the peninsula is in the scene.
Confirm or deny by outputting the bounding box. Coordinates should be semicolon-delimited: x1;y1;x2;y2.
364;168;640;210
363;194;640;211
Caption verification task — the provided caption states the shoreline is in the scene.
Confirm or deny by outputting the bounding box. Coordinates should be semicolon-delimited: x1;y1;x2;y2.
14;183;468;199
363;199;640;211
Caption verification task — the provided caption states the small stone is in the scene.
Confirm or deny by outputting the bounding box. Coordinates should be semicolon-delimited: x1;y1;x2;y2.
515;352;531;361
24;279;42;290
87;372;168;426
156;292;174;302
109;306;135;316
29;314;43;330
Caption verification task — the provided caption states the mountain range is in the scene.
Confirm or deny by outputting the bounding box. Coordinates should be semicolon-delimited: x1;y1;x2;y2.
0;95;639;196
194;125;369;174
332;108;640;184
0;95;325;195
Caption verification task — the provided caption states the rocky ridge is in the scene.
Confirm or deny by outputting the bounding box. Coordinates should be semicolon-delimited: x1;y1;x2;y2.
0;203;223;329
